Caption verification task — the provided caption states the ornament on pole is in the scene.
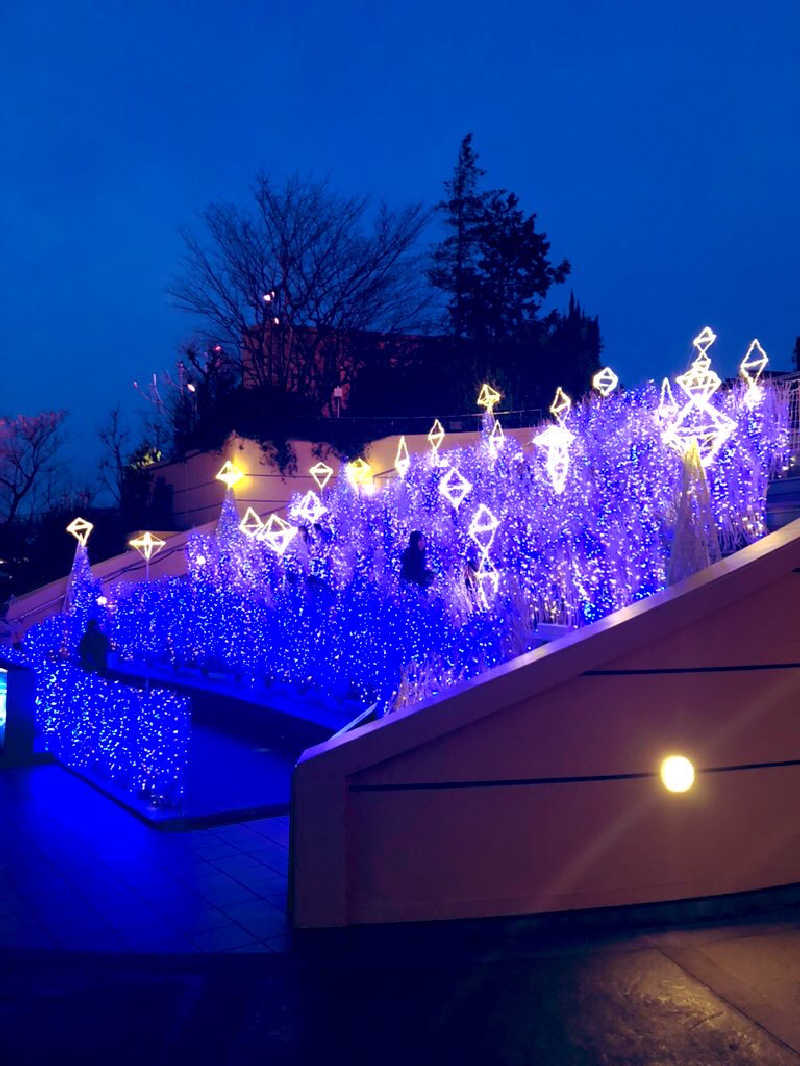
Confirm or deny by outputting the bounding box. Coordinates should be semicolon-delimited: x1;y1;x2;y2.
216;460;244;492
309;461;334;491
477;383;501;414
394;436;410;480
66;517;94;547
438;466;472;509
129;530;166;580
238;506;264;539
739;339;768;407
592;366;618;397
534;422;574;495
663;327;735;467
549;387;572;422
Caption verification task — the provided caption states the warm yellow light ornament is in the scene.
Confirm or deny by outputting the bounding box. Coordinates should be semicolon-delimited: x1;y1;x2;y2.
215;460;244;491
549;387;572;422
477;383;501;413
66;516;94;547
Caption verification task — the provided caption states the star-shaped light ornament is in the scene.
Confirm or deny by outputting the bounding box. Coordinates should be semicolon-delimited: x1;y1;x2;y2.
468;503;500;558
477;383;501;413
215;461;244;491
534;422;575;495
238;506;264;539
346;458;373;491
549;387;572;422
259;514;297;556
66;516;94;547
309;461;334;491
488;418;505;458
292;490;327;525
394;436;411;480
592;366;618;397
438;466;473;509
739;339;768;408
129;530;166;562
663;403;736;468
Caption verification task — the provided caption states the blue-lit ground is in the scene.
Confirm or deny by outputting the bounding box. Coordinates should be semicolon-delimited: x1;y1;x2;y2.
4;762;800;1065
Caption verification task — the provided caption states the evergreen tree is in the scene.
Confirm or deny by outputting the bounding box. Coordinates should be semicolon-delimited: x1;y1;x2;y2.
428;134;486;339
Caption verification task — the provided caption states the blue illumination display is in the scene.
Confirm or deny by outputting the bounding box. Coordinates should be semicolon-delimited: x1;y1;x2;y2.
15;377;793;720
34;663;190;807
0;668;6;749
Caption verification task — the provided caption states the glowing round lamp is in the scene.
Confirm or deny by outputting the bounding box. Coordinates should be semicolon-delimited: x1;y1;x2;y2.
660;754;695;793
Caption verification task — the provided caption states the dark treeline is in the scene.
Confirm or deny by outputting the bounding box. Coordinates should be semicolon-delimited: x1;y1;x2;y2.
2;134;600;601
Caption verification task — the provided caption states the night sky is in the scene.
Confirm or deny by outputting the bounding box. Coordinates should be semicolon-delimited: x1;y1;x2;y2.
4;0;799;473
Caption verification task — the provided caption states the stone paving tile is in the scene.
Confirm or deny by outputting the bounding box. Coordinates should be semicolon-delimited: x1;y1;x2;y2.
221;899;288;940
249;815;290;847
192;924;261;953
197;873;261;908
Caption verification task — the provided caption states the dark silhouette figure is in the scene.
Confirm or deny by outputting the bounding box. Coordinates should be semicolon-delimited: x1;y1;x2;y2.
78;619;110;675
400;530;434;590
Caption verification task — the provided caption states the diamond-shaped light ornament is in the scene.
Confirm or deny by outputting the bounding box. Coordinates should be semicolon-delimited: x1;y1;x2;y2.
477;383;501;413
676;357;721;406
129;530;166;562
488;418;505;458
428;419;445;458
292;490;327;525
592;366;618;397
663;403;736;468
66;516;94;547
476;560;500;610
549;387;572;422
309;461;334;491
216;460;244;491
259;514;297;556
468;503;499;557
692;325;717;363
739;339;768;408
534;422;574;495
439;466;473;509
238;506;264;539
395;436;410;480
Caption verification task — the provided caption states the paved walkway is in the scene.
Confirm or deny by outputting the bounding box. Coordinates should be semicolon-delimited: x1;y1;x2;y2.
0;765;290;953
5;764;800;1064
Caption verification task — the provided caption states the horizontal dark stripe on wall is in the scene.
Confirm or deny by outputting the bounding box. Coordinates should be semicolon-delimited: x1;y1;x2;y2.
584;662;800;676
349;759;800;794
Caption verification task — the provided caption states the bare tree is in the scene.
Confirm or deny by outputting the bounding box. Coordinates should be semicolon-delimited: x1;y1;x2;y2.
97;406;132;505
168;174;432;406
0;411;66;525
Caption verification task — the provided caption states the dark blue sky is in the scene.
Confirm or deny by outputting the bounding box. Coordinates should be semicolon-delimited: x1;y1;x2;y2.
4;0;799;472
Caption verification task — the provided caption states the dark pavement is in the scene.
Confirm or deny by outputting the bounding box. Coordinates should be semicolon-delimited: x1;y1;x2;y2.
3;764;800;1064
